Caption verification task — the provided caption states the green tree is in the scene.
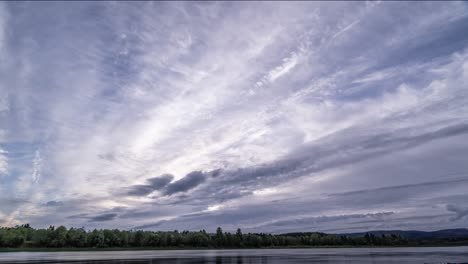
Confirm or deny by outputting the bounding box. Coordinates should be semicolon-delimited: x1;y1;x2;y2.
1;229;24;247
66;228;87;247
215;227;225;247
88;229;105;247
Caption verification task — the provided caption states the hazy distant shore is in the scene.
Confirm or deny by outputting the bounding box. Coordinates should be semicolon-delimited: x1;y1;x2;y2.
2;243;468;253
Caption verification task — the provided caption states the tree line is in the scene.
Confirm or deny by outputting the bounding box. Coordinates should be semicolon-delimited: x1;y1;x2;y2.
0;224;414;248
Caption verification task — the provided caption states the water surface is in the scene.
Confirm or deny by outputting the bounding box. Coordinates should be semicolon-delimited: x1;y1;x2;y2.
1;247;468;263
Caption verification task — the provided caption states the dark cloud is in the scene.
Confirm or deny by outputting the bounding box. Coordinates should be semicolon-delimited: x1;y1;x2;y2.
125;174;174;196
126;185;156;196
0;198;31;215
119;210;156;220
321;214;453;234
163;171;207;196
147;174;174;188
121;170;212;198
117;205;194;220
45;200;63;207
66;211;119;222
88;213;118;222
97;153;116;161
256;212;395;232
0;198;30;206
66;213;90;219
446;204;468;221
329;178;468;199
313;178;468;215
209;169;222;178
134;220;166;230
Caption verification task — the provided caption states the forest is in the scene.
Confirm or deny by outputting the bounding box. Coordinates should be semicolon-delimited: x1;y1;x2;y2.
0;224;465;249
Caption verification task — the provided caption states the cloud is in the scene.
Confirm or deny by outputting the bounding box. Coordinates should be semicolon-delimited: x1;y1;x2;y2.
125;174;174;196
330;178;468;199
147;174;175;189
351;69;394;84
329;19;360;42
67;212;118;222
163;171;207;196
126;185;155;197
89;213;118;222
45;200;63;207
0;198;30;222
31;150;42;183
0;149;7;176
0;97;7;115
267;52;299;82
255;212;395;232
134;220;166;230
446;204;468;221
0;198;29;207
0;2;9;60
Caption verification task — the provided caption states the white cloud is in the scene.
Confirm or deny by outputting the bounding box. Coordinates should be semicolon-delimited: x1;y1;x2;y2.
0;2;8;56
207;205;222;212
267;53;299;82
330;19;361;42
352;70;393;84
0;148;7;176
253;188;278;196
0;3;9;115
32;150;42;183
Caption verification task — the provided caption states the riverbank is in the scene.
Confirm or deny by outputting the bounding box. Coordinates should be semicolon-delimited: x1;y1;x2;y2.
2;242;468;252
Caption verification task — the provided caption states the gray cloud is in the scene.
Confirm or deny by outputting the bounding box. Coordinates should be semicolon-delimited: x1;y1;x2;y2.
44;200;63;207
88;213;118;222
446;204;468;221
0;198;30;206
134;221;166;230
163;171;207;196
97;153;116;162
66;213;89;219
255;212;395;232
147;174;175;188
125;174;174;196
126;185;155;196
329;178;468;201
67;213;118;222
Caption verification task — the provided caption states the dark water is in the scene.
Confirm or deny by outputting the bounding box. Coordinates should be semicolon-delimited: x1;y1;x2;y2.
1;247;468;264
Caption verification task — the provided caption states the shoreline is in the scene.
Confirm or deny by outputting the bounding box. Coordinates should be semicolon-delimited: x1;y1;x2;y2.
2;244;468;253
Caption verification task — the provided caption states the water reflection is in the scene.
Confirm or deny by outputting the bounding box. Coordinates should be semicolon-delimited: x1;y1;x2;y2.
5;257;263;264
1;247;468;264
6;258;260;264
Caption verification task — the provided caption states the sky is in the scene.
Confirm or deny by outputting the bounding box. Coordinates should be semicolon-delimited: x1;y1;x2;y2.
0;1;468;233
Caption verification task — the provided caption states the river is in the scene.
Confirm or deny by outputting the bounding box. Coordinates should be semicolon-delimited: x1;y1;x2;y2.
1;247;467;263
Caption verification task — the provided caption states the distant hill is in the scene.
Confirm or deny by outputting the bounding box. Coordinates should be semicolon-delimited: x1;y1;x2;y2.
280;228;468;241
339;228;468;240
